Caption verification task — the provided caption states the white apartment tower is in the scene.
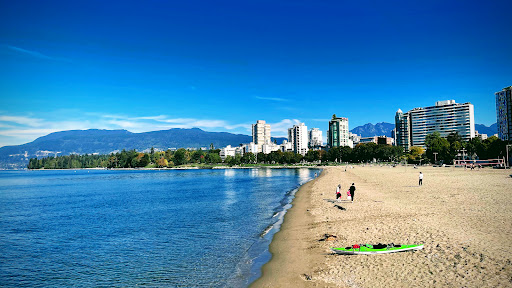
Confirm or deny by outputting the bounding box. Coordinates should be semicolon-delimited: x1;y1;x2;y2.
252;120;271;150
395;100;475;151
288;123;309;156
308;128;323;148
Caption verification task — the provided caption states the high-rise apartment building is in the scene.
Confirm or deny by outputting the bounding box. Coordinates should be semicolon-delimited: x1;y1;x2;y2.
288;123;309;156
495;86;512;141
308;128;323;148
327;116;349;148
395;109;411;152
252;120;271;150
395;100;475;151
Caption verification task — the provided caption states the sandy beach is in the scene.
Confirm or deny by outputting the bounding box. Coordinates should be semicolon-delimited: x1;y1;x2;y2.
251;166;512;287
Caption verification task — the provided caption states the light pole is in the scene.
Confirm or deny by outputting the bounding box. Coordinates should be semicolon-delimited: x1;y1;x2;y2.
433;152;438;164
506;144;512;169
461;148;467;161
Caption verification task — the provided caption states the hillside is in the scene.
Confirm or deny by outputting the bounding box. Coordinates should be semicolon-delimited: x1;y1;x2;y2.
0;128;286;169
350;122;395;137
475;123;498;136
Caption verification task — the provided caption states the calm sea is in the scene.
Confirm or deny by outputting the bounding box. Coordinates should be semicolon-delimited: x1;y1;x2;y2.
0;168;320;287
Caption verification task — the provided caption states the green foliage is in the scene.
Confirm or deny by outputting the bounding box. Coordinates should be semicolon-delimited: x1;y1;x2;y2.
407;146;425;163
241;152;256;164
173;148;190;165
425;132;450;163
28;134;507;169
27;148;227;169
425;132;510;164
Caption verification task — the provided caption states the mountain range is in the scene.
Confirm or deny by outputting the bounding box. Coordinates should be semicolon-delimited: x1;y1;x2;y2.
0;128;285;169
0;122;499;169
474;123;498;136
349;122;498;138
349;122;395;137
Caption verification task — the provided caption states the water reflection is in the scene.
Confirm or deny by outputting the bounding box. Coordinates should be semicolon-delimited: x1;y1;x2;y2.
298;168;311;183
224;169;235;177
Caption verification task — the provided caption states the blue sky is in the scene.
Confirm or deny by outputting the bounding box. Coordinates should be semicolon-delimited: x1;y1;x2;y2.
1;0;511;147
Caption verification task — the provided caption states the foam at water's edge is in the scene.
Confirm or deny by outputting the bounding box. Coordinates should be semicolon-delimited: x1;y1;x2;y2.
246;169;322;286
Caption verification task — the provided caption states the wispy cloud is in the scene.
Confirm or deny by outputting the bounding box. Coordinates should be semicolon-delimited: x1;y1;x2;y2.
0;115;44;127
6;45;55;60
0;112;303;147
4;45;70;62
254;96;288;102
268;119;302;136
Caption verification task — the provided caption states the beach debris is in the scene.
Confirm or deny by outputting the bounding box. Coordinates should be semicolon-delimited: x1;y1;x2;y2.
319;234;337;241
302;273;312;281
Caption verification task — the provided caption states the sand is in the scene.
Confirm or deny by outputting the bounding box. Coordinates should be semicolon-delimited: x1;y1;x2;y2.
251;166;512;287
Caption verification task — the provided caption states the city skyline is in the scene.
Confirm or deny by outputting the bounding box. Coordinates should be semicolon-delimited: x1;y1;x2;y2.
1;0;511;147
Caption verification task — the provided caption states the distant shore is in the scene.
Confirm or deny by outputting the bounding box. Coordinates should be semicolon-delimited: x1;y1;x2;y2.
24;165;329;171
251;166;512;287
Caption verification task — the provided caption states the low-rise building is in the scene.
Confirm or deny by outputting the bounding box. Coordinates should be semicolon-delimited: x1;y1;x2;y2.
280;140;294;152
243;142;259;154
475;131;488;140
348;132;360;148
262;143;281;154
219;145;237;161
358;136;394;145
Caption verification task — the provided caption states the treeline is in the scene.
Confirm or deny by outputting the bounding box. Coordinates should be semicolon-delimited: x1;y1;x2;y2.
420;132;511;164
27;148;223;169
28;134;507;169
27;143;405;169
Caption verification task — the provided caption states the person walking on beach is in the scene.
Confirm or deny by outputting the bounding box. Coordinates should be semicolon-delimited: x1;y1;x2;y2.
349;183;356;202
336;184;342;202
419;172;423;186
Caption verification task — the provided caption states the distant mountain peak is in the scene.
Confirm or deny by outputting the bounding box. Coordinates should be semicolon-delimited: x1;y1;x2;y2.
475;123;497;135
0;128;287;169
350;122;394;137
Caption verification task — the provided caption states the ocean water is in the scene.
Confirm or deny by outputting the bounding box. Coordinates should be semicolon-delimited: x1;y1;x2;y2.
0;168;320;287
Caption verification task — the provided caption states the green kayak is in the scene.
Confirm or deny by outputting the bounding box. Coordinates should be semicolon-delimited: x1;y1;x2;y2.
331;243;423;255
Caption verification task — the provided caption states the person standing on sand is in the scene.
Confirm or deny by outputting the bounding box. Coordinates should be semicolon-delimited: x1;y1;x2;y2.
336;184;341;202
419;172;423;186
349;183;356;202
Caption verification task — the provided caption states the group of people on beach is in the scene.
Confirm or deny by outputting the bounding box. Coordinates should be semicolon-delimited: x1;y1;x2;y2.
336;183;356;202
335;172;424;203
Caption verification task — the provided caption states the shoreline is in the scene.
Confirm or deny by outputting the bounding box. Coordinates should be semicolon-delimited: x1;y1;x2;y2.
250;168;327;287
22;166;329;171
251;166;512;287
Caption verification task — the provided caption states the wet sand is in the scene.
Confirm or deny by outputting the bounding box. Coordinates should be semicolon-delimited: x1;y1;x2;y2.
251;166;512;287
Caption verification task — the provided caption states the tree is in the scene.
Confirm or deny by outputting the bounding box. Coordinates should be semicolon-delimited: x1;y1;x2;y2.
241;152;256;164
108;155;118;168
407;146;425;163
268;150;283;164
425;132;450;163
173;148;190;165
157;157;168;168
257;153;268;163
206;153;222;164
353;143;377;162
139;154;150;167
305;150;320;162
281;152;295;164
